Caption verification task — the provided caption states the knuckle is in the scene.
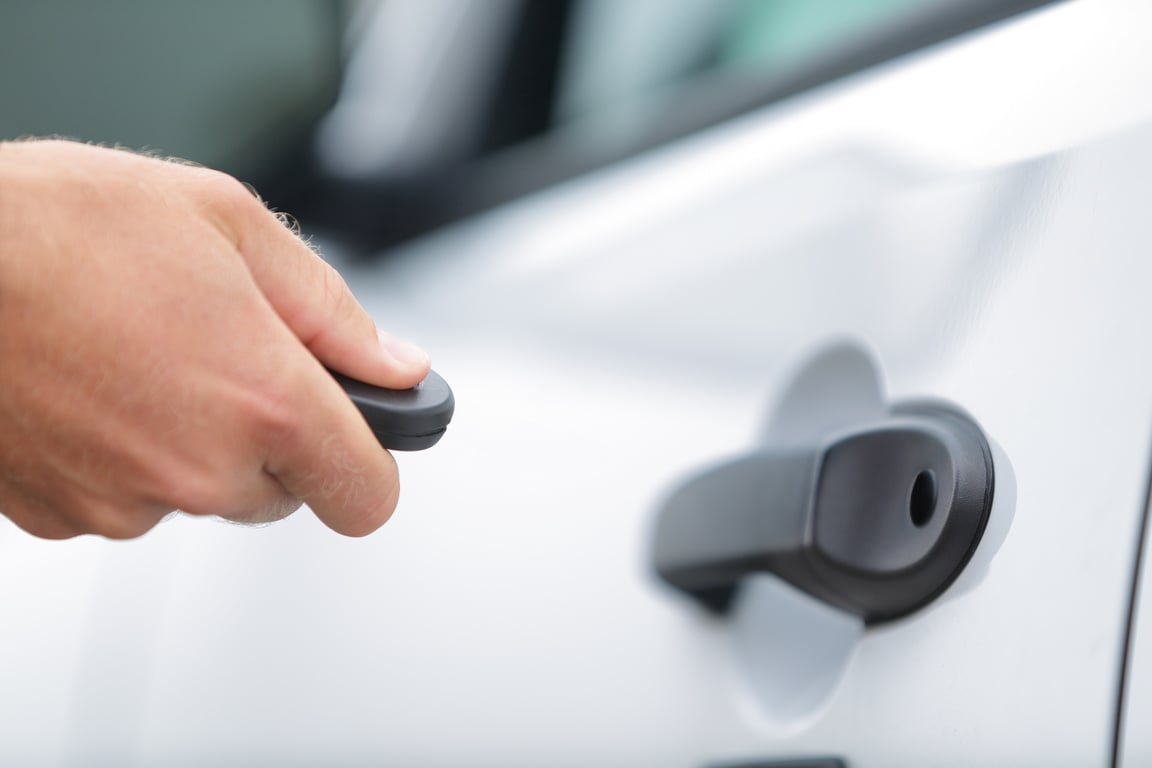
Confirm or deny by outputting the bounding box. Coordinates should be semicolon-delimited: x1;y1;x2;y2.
308;261;375;347
93;512;162;540
0;498;83;540
318;260;353;316
168;481;234;519
193;169;265;228
70;500;160;540
201;167;257;202
145;463;233;519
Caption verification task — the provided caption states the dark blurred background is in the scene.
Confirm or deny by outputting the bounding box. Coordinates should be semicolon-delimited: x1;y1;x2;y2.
0;0;1051;254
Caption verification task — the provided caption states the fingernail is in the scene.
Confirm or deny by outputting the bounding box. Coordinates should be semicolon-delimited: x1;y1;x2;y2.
379;331;430;367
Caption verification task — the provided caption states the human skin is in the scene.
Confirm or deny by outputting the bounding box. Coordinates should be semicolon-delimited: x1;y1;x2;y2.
0;139;430;539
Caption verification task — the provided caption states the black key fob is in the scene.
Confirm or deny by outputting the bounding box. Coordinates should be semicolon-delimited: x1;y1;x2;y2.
331;369;455;451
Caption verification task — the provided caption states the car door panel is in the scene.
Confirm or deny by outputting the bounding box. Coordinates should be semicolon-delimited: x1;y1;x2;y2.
2;3;1152;766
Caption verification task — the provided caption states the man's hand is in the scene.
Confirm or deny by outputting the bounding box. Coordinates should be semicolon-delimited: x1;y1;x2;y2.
0;140;430;539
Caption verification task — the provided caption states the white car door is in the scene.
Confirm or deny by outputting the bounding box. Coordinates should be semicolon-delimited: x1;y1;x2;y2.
2;1;1151;766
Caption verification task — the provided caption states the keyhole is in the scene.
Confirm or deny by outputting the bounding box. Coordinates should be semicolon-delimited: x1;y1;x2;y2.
909;470;937;527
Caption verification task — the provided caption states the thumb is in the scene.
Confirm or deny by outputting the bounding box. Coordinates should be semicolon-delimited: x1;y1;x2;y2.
230;201;430;389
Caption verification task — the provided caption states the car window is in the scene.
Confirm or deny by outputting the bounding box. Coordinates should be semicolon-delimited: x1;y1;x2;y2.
0;0;1059;249
721;0;955;70
302;0;1059;250
551;0;1056;151
557;0;951;126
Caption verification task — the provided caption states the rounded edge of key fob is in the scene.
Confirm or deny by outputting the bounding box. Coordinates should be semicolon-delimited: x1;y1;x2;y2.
331;369;455;451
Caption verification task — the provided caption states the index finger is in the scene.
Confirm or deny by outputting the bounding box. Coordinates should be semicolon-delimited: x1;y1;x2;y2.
203;173;430;389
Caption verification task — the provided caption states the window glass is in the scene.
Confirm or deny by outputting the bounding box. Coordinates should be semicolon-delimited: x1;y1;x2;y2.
719;0;952;72
556;0;961;138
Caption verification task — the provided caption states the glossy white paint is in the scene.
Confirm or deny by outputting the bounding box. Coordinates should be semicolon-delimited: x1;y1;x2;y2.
1;1;1150;766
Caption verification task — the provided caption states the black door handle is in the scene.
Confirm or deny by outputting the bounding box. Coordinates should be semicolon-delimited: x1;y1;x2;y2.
652;403;993;623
